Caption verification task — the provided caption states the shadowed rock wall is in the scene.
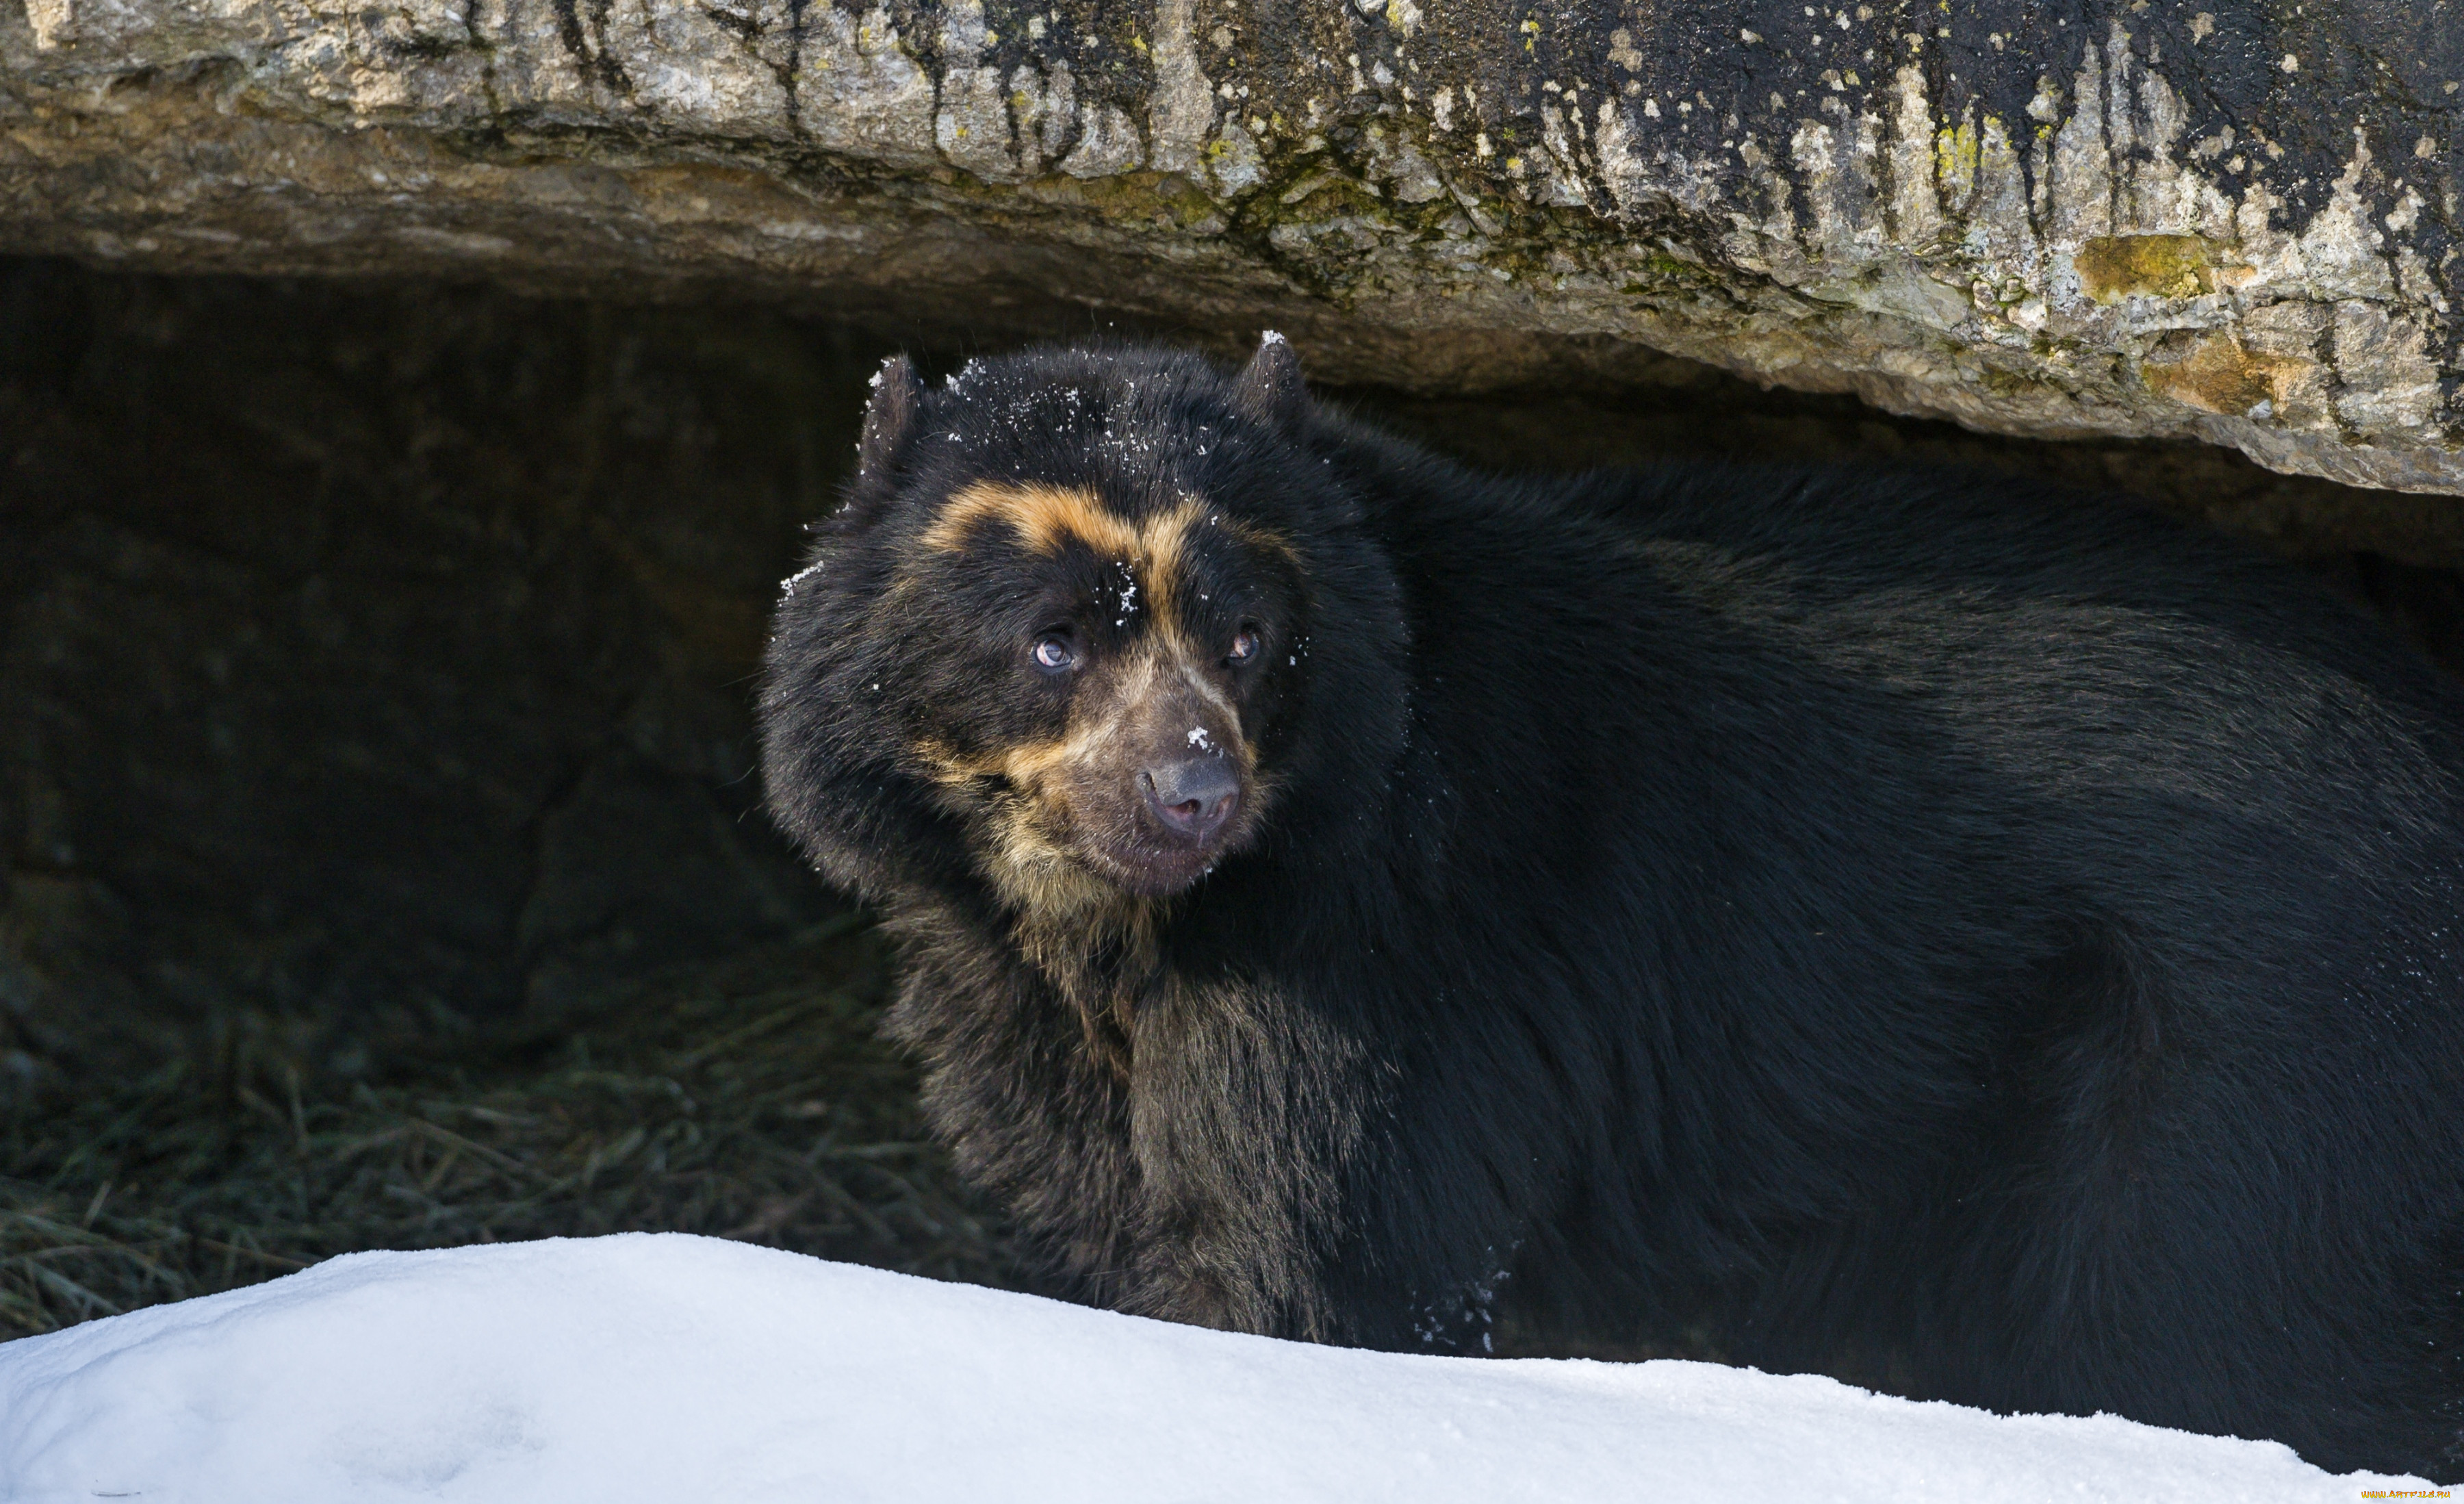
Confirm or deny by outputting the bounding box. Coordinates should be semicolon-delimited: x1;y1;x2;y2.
1;1;2458;496
0;262;856;1088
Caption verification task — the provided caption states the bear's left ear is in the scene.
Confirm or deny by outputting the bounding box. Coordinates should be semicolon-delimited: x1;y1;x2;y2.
857;354;925;479
1233;331;1309;431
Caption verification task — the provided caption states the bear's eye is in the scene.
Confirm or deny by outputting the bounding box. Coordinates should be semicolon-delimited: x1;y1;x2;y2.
1031;633;1078;674
1227;626;1261;666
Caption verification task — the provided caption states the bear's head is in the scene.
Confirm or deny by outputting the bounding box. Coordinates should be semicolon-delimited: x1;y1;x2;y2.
760;337;1408;923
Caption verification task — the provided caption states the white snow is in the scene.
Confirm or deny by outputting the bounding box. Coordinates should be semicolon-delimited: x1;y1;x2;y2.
0;1233;2427;1503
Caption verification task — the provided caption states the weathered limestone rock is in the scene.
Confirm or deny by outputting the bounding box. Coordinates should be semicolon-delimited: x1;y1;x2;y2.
0;1;2457;490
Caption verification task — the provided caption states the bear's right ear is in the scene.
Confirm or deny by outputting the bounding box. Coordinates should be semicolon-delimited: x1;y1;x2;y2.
857;354;925;479
1232;331;1309;432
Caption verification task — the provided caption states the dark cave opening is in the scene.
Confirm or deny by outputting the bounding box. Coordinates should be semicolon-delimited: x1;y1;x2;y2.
3;255;2462;1333
8;254;2463;1091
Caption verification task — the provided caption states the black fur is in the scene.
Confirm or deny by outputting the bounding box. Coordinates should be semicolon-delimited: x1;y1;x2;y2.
760;340;2464;1478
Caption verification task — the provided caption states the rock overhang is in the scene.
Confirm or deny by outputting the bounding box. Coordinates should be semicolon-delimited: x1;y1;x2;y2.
0;0;2456;494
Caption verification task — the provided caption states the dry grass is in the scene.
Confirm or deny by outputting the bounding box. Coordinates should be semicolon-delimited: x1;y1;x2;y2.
0;915;1038;1340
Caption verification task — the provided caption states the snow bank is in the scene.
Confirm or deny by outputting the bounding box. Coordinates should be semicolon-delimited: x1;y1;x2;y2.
0;1233;2424;1502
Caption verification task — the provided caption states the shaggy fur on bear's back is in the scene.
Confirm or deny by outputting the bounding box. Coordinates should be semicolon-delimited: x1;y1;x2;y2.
760;339;2464;1479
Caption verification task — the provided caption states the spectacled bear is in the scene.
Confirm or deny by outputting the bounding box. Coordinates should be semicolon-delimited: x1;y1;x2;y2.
758;336;2464;1479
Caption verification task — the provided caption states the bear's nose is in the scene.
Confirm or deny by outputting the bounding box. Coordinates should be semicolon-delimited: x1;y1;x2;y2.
1140;756;1240;843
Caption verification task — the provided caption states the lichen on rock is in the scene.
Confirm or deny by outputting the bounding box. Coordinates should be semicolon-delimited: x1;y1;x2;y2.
1;0;2456;493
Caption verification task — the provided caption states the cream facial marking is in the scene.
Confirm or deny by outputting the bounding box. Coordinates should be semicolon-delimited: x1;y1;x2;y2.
1170;643;1241;724
919;481;1298;641
900;482;1283;909
907;637;1257;794
904;628;1261;902
921;482;1206;635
